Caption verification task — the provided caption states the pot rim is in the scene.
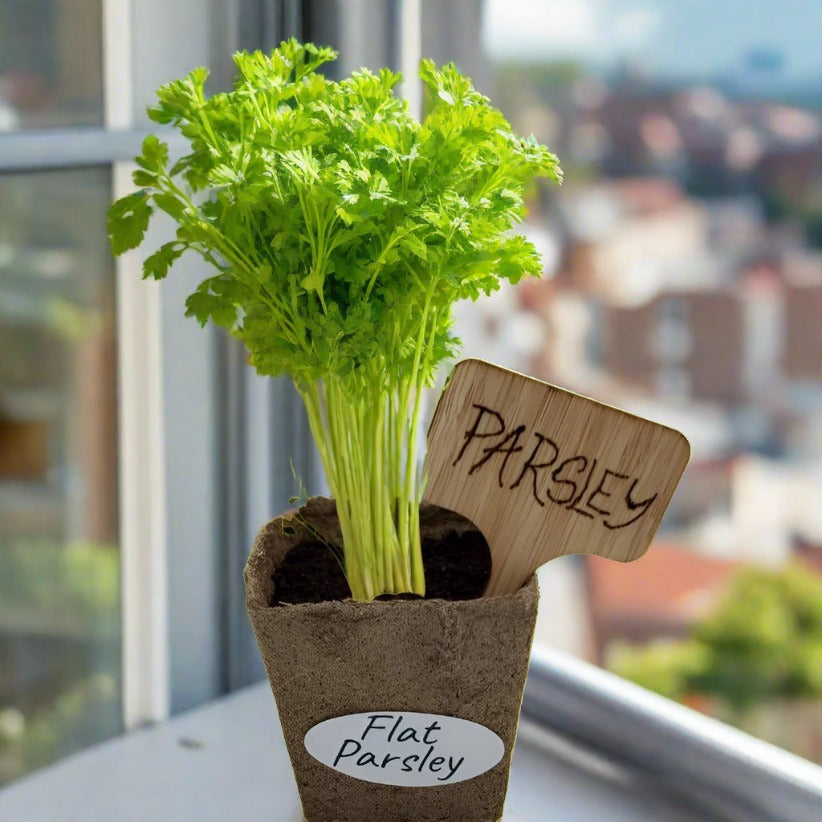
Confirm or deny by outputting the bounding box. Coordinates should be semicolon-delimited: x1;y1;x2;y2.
247;574;538;616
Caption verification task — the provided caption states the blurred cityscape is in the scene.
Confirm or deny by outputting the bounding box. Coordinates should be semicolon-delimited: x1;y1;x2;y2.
443;1;822;761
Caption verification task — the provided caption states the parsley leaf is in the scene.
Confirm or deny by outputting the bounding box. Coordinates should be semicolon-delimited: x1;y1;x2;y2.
143;242;184;281
107;191;152;255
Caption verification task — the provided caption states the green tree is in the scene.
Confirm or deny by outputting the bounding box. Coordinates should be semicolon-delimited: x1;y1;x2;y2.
612;564;822;713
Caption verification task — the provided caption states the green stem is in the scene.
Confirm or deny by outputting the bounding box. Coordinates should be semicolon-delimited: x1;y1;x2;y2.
295;362;423;600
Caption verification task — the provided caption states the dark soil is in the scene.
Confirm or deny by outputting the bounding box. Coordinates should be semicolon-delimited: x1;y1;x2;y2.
271;529;492;605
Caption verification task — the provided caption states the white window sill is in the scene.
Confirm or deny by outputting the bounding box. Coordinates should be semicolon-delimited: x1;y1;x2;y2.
0;680;697;822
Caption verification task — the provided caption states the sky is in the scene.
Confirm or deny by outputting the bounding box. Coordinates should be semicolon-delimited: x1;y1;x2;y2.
482;0;822;83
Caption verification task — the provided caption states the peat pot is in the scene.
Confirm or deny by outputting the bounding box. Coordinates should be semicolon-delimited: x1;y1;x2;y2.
245;497;539;822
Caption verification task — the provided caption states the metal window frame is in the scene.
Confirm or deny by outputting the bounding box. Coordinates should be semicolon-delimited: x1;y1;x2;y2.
4;1;819;818
0;129;154;172
103;0;175;731
524;647;822;822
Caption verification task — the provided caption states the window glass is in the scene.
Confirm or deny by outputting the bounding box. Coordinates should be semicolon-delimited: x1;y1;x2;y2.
0;0;104;130
0;168;120;784
422;0;822;763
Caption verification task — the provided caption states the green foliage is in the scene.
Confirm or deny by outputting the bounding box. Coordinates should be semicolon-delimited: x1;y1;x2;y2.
610;639;710;702
762;187;822;250
612;564;822;712
107;39;561;600
0;539;119;626
691;564;822;709
0;670;120;786
0;539;120;784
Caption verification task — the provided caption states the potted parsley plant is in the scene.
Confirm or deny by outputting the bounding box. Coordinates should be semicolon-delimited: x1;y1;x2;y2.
108;40;560;822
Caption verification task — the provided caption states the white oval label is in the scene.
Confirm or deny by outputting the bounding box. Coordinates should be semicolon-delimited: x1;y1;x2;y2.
303;711;504;787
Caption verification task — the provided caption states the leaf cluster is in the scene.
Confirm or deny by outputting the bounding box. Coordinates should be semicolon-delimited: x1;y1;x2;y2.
107;39;561;388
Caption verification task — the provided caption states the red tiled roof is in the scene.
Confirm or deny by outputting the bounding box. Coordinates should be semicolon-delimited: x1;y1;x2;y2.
585;544;738;625
795;542;822;574
611;177;684;215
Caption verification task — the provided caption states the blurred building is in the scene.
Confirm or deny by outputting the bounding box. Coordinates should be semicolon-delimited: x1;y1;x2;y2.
731;455;822;565
583;545;738;666
557;178;709;299
602;289;747;403
783;259;822;381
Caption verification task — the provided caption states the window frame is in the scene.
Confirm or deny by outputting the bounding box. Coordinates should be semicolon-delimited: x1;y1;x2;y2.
2;1;819;816
0;0;173;730
0;0;318;730
525;646;822;821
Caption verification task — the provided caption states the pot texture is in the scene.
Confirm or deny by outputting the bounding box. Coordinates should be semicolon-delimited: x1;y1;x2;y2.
245;497;538;822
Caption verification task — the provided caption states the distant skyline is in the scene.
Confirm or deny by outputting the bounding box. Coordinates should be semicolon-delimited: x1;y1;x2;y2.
483;0;822;84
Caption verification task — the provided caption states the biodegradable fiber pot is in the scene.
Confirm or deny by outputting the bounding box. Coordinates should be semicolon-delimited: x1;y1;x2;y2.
245;497;539;822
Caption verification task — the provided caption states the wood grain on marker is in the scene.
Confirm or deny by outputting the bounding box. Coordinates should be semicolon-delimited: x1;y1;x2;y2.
424;360;691;596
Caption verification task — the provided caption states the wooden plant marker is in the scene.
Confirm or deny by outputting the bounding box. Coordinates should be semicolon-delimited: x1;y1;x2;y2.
423;360;690;597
